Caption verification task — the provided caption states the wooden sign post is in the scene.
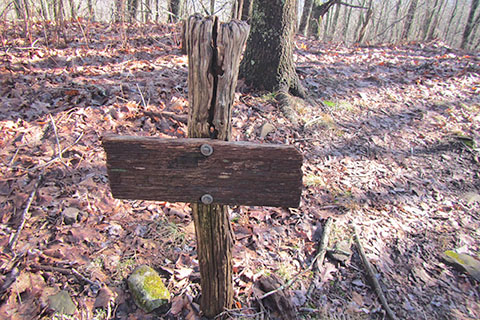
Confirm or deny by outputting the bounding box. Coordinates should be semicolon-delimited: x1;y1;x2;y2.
103;15;303;318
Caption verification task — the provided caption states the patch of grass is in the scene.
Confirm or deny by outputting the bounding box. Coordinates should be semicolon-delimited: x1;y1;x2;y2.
304;113;336;130
116;258;136;279
154;218;187;248
260;91;277;102
304;174;326;187
275;263;293;282
93;308;108;320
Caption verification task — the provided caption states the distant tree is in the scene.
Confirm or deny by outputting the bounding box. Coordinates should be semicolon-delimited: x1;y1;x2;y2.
87;0;95;20
232;0;252;20
356;1;373;43
127;0;139;22
304;0;368;38
401;0;418;40
461;0;479;49
298;0;314;36
168;0;182;22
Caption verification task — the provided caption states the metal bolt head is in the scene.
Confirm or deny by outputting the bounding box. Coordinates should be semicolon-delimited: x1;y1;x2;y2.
200;144;213;156
201;194;213;205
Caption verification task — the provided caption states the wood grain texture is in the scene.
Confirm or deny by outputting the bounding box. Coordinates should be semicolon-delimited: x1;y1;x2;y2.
184;16;250;318
103;136;303;207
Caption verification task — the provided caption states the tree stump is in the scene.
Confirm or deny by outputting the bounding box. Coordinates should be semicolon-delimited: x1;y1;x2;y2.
185;15;249;318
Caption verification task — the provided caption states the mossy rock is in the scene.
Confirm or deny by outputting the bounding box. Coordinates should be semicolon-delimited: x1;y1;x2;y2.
127;265;170;313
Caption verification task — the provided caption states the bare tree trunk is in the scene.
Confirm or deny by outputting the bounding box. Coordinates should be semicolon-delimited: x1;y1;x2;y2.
299;0;314;36
356;0;373;43
210;0;215;15
241;0;304;97
342;2;354;41
329;2;341;40
68;0;76;19
21;0;31;44
461;0;479;49
401;0;418;40
127;0;139;22
231;0;244;20
87;0;94;20
390;0;402;42
168;0;182;22
426;0;445;41
13;0;23;19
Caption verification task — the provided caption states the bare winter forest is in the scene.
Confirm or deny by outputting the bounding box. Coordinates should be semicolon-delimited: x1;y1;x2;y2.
0;0;479;320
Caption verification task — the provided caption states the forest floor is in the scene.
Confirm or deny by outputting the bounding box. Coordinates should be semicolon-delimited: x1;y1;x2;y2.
0;21;479;320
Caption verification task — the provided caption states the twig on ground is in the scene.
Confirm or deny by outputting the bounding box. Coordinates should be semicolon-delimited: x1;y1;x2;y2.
354;226;397;320
136;83;147;108
8;174;43;251
260;218;334;300
306;217;334;297
33;131;84;171
33;264;101;288
49;113;65;164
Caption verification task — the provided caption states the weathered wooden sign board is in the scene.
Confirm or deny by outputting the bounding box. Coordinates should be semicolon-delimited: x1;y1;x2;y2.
102;15;303;318
103;135;303;207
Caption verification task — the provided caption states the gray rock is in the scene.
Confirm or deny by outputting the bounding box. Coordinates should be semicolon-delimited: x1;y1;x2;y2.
127;265;170;313
48;290;76;315
62;207;80;225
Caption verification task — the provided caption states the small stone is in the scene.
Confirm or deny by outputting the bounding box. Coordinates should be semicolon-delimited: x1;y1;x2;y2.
127;265;170;313
329;240;352;263
443;250;480;282
48;290;77;315
62;207;80;225
259;123;275;139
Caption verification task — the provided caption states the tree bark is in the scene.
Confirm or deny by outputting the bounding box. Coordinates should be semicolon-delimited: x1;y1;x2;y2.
168;0;181;22
356;4;373;44
240;0;305;97
461;0;479;49
185;15;249;318
401;0;418;40
426;0;445;41
298;0;314;36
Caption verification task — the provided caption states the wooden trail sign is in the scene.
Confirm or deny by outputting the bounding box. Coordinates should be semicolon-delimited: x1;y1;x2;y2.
103;15;302;318
103;136;302;207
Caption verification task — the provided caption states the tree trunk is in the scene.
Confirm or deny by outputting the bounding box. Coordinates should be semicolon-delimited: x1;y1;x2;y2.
401;0;418;40
461;0;479;49
87;0;94;20
185;15;249;318
68;0;76;20
426;0;445;41
13;0;23;19
210;0;215;15
445;0;459;41
356;4;373;43
128;0;138;22
240;0;304;98
298;0;314;36
168;0;181;22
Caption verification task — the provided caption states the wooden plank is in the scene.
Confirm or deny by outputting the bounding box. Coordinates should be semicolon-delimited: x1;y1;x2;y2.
102;135;303;207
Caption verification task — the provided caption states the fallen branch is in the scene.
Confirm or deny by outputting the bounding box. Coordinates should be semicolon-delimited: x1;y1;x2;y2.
354;226;397;320
307;217;333;296
32;264;101;288
8;174;43;251
49;113;65;164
